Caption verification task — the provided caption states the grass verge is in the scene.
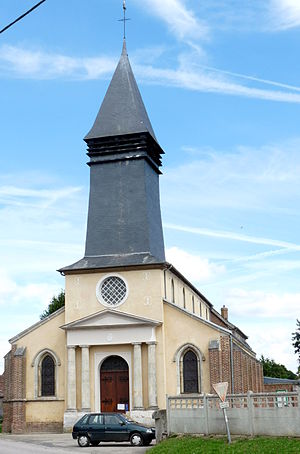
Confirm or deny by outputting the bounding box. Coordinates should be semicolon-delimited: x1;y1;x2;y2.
150;435;300;453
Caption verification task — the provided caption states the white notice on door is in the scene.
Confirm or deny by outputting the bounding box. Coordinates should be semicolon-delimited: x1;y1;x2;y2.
117;403;125;410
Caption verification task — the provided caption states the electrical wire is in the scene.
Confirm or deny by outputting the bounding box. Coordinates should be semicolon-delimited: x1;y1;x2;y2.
0;0;46;35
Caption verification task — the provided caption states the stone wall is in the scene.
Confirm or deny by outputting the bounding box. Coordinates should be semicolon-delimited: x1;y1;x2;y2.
208;335;263;393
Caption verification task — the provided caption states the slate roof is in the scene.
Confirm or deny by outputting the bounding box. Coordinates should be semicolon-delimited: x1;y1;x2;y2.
85;40;157;142
264;376;300;385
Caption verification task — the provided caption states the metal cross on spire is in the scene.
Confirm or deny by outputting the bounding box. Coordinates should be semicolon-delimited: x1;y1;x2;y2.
118;0;130;40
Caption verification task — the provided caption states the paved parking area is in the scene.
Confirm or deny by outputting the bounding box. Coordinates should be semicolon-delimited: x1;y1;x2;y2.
0;433;154;454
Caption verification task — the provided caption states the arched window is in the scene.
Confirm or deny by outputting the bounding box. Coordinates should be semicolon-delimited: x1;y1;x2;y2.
200;302;202;317
183;288;186;309
41;354;55;396
174;344;203;395
171;279;175;303
192;296;195;313
183;350;199;393
32;349;60;399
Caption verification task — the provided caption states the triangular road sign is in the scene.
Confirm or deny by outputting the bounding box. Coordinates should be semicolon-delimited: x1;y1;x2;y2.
213;382;228;402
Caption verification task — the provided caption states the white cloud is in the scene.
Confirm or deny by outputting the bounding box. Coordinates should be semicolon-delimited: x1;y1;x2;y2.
225;288;300;319
0;45;116;80
242;323;298;372
2;44;300;104
162;140;300;214
165;223;300;252
134;0;209;41
0;268;60;308
166;246;225;283
270;0;300;30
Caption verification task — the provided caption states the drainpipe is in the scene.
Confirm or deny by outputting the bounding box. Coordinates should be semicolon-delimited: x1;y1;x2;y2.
230;334;234;394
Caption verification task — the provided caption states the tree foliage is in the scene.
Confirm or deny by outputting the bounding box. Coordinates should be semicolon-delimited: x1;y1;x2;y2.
292;319;300;366
40;290;65;320
260;356;297;380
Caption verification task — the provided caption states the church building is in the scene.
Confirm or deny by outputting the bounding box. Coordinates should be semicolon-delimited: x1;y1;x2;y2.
3;38;263;434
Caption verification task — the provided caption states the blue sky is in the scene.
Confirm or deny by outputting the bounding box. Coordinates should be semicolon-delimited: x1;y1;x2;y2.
1;0;300;374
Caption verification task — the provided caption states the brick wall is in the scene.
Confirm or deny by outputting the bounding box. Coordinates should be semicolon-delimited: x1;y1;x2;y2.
3;345;26;433
209;335;263;393
263;383;298;393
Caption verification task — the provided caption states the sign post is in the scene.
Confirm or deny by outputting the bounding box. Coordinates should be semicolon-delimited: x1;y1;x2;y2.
213;382;231;444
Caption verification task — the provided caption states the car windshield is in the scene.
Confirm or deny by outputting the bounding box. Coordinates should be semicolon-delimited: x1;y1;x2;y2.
123;416;136;424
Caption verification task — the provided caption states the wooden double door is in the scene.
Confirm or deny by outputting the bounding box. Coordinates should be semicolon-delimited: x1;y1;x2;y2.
100;356;129;413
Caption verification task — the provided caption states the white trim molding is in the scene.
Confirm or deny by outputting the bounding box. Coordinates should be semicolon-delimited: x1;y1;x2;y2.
96;273;129;308
173;343;204;395
31;348;61;399
94;350;132;413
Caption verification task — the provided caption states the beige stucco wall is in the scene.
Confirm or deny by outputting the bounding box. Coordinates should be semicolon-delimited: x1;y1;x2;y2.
65;269;164;325
164;270;210;321
26;401;65;423
163;302;222;396
14;310;66;423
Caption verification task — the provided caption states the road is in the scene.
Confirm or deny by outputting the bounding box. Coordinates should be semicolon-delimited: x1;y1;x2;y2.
0;433;154;453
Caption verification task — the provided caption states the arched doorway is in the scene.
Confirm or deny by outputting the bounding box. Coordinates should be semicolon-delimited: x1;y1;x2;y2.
100;355;129;413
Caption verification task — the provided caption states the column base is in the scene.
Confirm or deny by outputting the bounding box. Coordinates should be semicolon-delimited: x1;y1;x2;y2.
63;410;86;432
128;409;155;427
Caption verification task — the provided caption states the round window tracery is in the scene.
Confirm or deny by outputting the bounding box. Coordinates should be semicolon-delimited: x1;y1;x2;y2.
96;275;128;307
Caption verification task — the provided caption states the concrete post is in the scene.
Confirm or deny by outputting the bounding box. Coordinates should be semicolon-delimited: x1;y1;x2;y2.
67;346;76;410
81;346;90;411
203;393;209;435
147;342;158;409
132;343;143;409
247;390;254;436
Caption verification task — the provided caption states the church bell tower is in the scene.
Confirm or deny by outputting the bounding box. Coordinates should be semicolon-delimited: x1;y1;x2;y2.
61;40;165;272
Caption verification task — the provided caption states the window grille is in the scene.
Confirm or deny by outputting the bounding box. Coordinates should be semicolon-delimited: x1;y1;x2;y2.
100;276;127;306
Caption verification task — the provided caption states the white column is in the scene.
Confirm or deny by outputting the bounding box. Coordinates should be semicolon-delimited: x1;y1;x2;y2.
67;346;77;410
132;342;143;409
147;342;158;409
81;345;90;411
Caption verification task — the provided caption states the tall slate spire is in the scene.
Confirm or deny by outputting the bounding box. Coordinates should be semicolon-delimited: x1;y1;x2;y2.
60;41;165;272
85;40;157;142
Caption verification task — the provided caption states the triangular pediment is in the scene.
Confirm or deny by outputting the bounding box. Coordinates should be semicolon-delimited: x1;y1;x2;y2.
61;309;161;330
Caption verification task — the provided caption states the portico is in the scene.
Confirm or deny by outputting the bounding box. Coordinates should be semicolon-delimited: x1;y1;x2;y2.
62;310;161;429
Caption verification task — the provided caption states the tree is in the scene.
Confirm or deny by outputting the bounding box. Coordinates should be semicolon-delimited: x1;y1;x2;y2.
292;319;300;367
260;356;297;380
40;290;65;320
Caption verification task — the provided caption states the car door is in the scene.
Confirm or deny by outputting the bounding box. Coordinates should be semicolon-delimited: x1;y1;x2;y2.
87;414;105;442
104;414;129;442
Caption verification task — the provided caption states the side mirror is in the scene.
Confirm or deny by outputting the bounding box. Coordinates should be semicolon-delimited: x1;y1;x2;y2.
120;421;126;426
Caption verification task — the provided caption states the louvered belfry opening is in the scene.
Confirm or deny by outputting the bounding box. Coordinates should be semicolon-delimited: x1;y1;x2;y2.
183;350;199;393
41;354;55;396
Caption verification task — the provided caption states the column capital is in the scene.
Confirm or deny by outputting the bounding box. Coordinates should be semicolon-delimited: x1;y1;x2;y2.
67;345;77;350
146;341;157;346
79;345;90;349
132;342;142;346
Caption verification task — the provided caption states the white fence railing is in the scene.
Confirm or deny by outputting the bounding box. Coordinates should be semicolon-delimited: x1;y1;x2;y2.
166;390;300;437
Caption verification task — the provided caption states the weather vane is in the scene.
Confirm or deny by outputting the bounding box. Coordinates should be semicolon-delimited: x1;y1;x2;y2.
118;0;130;40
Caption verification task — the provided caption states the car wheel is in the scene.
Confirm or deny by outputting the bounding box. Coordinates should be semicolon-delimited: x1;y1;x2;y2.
130;432;144;446
91;441;100;446
77;435;90;447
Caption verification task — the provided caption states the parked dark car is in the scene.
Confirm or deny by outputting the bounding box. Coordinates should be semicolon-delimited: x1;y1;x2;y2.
72;413;156;447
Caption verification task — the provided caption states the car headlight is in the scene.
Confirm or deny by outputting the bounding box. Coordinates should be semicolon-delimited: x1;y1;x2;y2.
146;428;153;433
